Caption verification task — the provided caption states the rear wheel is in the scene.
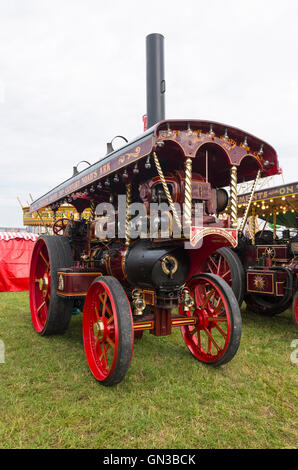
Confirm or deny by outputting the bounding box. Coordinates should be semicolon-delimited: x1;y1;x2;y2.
83;276;134;386
29;235;74;335
180;273;242;366
291;292;298;328
204;248;245;306
245;293;292;317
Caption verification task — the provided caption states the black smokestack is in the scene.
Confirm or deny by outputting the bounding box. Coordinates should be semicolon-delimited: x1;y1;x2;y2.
146;33;165;129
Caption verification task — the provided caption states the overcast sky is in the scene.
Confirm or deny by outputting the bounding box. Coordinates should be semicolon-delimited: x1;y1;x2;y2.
0;0;297;227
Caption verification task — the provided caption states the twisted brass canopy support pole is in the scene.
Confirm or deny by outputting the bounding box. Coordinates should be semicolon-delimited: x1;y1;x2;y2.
153;152;181;230
230;166;238;229
251;206;256;246
239;169;261;233
184;158;193;237
273;209;277;240
125;183;132;246
89;200;96;221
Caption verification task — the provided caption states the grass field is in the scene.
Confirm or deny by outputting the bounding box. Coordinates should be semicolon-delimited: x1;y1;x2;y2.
0;291;297;449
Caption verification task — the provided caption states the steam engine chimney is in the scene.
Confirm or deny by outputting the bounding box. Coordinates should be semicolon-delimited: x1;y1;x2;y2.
146;33;166;129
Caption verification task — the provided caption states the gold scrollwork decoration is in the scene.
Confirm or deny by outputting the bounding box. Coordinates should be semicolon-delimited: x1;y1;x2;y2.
125;146;141;159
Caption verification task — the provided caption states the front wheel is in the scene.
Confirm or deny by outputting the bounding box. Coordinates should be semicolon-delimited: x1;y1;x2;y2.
180;273;242;366
83;276;134;386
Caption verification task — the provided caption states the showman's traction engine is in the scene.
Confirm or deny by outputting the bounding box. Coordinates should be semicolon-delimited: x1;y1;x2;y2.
28;34;280;385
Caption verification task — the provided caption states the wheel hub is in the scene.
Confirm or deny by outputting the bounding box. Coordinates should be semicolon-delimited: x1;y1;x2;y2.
93;319;105;341
38;276;47;289
195;308;210;330
37;275;49;298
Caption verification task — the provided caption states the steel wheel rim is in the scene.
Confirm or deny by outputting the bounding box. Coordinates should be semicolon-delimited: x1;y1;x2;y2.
180;277;231;363
83;281;119;381
29;239;51;333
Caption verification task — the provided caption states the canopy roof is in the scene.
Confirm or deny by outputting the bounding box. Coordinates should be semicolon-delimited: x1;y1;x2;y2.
29;119;280;214
238;182;298;228
23;205;90;227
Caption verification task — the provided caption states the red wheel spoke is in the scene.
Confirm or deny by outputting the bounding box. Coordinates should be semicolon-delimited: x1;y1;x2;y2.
101;292;107;317
210;290;217;305
102;343;109;370
94;324;103;343
106;337;115;349
94;304;100;320
98;342;108;367
209;256;218;271
203;328;221;352
200;284;207;298
217;256;222;275
107;315;114;325
214;298;224;314
201;288;215;309
207;316;227;322
99;294;113;317
222;259;226;272
220;259;227;275
214;323;227;339
98;342;104;360
207;261;215;274
190;325;199;336
39;252;49;268
190;327;201;348
221;269;230;280
37;301;46;313
95;338;102;353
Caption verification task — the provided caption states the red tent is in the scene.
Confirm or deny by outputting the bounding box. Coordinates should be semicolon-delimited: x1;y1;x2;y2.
0;232;39;292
